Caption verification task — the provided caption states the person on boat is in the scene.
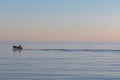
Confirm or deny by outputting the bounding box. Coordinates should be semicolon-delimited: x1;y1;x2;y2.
18;45;22;49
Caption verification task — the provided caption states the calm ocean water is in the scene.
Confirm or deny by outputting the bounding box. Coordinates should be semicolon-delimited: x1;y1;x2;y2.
1;42;120;80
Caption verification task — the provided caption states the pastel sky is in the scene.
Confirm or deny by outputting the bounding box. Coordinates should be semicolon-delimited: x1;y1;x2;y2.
0;0;120;42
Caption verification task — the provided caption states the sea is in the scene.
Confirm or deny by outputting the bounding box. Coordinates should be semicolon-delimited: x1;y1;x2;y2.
1;42;120;80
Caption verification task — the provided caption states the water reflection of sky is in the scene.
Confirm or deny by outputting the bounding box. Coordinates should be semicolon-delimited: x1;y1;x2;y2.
0;43;120;79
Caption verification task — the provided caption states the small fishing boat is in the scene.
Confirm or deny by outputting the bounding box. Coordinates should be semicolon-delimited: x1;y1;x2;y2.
13;45;23;50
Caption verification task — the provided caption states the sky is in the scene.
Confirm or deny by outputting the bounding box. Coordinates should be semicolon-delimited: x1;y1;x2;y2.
0;0;120;42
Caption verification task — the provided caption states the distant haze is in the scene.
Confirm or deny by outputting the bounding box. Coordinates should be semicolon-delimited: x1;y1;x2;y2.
0;0;120;42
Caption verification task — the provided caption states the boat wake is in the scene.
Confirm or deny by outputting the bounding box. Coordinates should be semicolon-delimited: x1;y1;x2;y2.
22;49;120;52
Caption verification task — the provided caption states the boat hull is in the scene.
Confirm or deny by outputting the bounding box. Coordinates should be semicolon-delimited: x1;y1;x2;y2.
13;46;23;50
